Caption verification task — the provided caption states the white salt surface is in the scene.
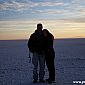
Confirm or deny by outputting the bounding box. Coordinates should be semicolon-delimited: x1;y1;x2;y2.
0;39;85;85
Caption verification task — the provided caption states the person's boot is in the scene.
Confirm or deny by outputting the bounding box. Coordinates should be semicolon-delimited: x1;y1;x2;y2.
39;79;45;83
33;80;38;83
45;78;54;84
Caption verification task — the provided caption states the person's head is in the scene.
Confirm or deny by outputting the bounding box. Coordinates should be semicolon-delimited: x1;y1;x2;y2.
43;29;50;37
37;23;43;32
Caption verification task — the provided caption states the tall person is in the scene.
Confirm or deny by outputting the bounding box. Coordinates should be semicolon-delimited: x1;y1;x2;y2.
43;29;55;83
27;24;45;83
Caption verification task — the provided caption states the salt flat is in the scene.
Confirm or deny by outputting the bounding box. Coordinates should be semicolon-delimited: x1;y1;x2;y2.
0;38;85;85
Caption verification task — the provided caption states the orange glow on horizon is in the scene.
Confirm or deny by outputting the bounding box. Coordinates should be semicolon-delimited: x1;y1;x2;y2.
0;20;85;40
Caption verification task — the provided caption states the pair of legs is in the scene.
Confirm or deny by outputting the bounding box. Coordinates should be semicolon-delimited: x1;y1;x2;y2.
45;51;55;81
32;52;45;81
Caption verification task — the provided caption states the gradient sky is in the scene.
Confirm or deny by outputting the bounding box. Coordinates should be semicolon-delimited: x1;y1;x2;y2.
0;0;85;40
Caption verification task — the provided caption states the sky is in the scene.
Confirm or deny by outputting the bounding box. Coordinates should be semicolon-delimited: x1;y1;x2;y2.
0;0;85;40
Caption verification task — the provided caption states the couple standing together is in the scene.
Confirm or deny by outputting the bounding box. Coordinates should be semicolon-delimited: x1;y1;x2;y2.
27;23;55;83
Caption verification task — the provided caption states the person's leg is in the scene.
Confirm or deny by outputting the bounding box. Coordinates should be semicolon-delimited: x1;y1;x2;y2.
49;58;55;81
39;55;45;81
46;54;55;81
45;57;51;79
32;52;39;81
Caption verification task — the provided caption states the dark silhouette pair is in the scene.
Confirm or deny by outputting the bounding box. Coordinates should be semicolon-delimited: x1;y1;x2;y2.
27;23;55;83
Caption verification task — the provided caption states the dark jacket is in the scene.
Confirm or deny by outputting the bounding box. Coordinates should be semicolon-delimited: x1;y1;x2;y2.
44;33;55;58
28;30;44;54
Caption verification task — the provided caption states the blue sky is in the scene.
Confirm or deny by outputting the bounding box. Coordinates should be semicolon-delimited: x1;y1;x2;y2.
0;0;85;20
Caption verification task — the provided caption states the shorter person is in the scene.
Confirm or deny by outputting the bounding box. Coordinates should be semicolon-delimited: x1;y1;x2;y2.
43;29;55;83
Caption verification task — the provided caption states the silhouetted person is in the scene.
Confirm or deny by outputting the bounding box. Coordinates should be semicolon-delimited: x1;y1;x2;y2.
27;24;45;83
43;29;55;83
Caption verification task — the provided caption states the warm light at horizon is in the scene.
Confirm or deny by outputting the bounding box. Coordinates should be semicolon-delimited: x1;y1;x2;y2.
0;20;85;40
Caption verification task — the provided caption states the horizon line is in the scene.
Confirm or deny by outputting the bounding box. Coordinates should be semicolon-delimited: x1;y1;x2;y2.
0;38;85;41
